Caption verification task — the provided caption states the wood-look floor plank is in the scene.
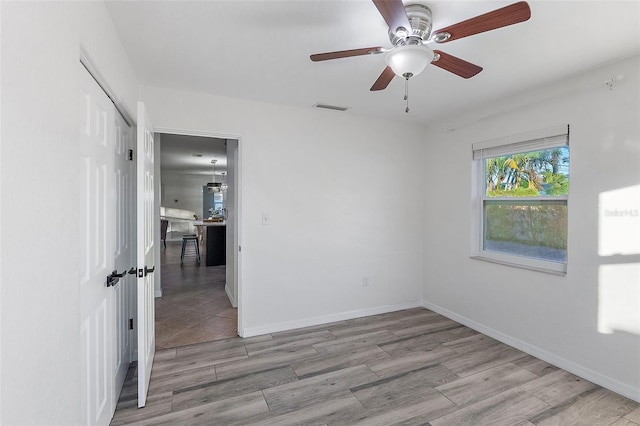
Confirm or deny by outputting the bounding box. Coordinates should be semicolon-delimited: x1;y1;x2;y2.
347;391;457;425
389;318;461;338
170;366;298;412
270;320;348;339
129;391;270;426
351;364;459;408
244;330;335;356
610;417;640;426
436;363;539;407
329;319;399;338
291;345;391;379
518;369;599;406
147;365;217;396
442;333;499;354
153;348;177;362
512;354;559;377
625;407;640;423
367;345;456;378
442;340;527;377
533;388;639;426
313;329;399;354
429;388;550;426
151;344;248;376
175;336;249;356
110;392;173;426
243;392;366;426
262;364;379;414
214;346;318;381
379;325;477;356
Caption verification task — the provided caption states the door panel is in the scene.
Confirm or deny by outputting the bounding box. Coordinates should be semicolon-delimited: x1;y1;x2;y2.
136;102;156;408
113;112;134;400
79;62;115;426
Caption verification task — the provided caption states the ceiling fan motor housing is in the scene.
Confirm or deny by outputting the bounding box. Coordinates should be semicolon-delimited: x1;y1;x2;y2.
388;3;433;46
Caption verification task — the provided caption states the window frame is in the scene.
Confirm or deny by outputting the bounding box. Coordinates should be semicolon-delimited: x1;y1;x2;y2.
471;125;570;275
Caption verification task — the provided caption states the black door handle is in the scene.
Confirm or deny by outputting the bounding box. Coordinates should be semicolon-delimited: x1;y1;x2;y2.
106;270;127;287
133;266;156;278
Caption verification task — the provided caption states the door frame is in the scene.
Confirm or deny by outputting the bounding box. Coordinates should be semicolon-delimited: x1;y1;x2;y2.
155;127;244;336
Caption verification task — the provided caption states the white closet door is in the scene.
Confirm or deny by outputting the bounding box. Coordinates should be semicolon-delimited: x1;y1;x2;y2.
113;111;134;401
79;62;116;426
136;101;156;408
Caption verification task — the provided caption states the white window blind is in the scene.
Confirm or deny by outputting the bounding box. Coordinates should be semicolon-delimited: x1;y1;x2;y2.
472;125;569;160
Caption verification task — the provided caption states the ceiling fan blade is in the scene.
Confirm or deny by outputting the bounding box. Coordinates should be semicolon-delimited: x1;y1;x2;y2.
432;1;531;43
310;47;384;62
370;66;396;91
372;0;411;35
432;50;483;79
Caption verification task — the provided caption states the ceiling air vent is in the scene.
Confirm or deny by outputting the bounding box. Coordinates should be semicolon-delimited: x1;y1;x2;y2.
313;103;350;112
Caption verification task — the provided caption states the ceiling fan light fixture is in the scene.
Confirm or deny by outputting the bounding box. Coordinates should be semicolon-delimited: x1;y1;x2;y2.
385;44;434;78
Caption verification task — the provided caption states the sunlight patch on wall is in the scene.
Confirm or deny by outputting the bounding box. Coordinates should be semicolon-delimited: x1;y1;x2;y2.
598;184;640;256
598;264;640;335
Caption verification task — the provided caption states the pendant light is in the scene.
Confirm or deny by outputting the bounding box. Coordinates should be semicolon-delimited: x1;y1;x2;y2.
207;159;223;193
220;172;228;192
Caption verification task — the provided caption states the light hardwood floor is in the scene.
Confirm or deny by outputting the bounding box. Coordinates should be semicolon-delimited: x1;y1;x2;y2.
112;307;638;425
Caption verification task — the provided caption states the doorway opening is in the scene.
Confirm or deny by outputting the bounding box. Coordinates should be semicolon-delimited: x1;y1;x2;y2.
156;132;240;349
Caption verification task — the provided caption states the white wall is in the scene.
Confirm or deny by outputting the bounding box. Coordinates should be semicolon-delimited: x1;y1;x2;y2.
161;171;209;218
226;139;238;306
154;134;162;297
142;86;427;335
421;55;640;401
0;2;139;424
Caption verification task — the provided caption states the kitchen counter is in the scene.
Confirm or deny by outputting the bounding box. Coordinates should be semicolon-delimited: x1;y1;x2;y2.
194;221;226;266
194;220;226;226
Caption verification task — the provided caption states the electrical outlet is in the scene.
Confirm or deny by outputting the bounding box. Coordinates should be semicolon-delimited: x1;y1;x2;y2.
363;276;369;287
262;213;270;225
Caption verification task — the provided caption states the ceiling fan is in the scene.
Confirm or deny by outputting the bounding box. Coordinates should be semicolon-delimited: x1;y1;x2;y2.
310;0;531;108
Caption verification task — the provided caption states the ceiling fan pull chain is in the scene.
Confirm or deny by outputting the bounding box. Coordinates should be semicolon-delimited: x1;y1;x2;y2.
404;76;410;113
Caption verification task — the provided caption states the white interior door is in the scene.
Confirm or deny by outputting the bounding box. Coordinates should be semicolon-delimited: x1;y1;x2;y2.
79;62;116;426
136;101;156;408
113;112;134;400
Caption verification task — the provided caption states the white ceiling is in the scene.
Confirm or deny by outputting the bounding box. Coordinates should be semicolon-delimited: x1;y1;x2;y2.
160;133;227;175
106;0;640;127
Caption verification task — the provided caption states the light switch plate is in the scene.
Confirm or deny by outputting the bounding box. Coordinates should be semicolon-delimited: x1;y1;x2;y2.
262;213;270;225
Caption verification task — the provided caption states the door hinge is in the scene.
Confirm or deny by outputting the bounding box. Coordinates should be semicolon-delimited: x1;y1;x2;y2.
128;318;134;330
128;149;134;161
239;245;242;252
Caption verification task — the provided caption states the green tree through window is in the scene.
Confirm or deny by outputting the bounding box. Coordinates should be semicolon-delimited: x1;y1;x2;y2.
472;126;570;273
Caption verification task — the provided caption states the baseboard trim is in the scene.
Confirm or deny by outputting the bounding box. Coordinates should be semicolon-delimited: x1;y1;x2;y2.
154;290;162;298
421;300;640;403
225;284;237;308
240;301;423;338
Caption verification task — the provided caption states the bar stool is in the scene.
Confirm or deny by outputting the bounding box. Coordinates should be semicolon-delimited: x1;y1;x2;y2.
180;234;200;266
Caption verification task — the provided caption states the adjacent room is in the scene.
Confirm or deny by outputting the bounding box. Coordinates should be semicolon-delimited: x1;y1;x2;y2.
1;1;639;425
157;133;238;349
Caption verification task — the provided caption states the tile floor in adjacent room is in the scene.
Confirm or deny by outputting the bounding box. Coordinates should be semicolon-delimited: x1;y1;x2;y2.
155;240;237;350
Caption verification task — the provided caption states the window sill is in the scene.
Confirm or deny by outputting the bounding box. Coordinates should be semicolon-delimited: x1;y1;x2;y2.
470;254;567;276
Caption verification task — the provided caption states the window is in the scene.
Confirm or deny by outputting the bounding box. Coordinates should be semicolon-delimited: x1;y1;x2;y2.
472;125;570;274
